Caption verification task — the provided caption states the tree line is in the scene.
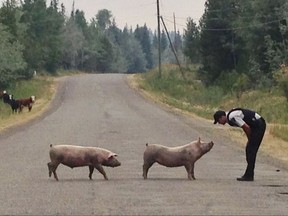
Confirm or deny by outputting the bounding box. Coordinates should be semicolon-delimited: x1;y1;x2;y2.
184;0;288;95
1;0;288;97
0;0;183;88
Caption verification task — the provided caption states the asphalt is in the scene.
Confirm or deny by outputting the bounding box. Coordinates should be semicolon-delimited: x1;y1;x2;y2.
0;74;287;215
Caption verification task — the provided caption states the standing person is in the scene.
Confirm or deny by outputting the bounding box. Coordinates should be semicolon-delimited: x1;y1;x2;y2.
213;108;266;181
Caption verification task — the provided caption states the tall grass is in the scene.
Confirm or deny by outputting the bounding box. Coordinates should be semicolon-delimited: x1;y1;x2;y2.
139;65;288;141
0;76;53;123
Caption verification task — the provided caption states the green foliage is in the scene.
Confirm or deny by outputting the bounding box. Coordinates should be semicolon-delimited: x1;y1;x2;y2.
160;30;168;52
0;0;184;79
183;0;288;92
273;65;288;101
140;65;225;118
61;18;85;70
134;25;154;69
0;23;27;87
95;9;112;30
183;18;200;64
20;0;65;73
197;0;240;85
140;64;288;141
270;125;288;142
0;76;52;118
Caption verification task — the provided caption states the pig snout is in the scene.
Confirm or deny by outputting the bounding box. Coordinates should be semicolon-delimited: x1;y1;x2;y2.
203;141;214;152
104;154;121;167
110;158;121;167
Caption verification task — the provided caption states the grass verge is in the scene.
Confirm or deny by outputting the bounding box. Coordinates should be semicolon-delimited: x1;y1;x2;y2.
0;75;56;132
129;65;288;167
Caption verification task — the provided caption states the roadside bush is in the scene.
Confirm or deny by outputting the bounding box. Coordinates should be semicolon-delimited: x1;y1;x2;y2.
274;65;288;101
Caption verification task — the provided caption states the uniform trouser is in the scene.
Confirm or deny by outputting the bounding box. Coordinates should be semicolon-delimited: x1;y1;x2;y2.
244;118;266;178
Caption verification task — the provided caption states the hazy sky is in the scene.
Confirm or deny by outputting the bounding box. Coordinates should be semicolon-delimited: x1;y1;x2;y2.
59;0;206;32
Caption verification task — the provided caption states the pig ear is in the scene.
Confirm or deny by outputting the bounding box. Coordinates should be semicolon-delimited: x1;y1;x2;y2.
108;153;117;159
198;137;201;143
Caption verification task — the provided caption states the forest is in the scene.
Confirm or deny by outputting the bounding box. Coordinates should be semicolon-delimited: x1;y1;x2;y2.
0;0;181;88
0;0;288;97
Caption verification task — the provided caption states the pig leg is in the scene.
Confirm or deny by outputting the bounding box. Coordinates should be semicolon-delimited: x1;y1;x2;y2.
95;164;108;180
185;163;195;180
47;162;59;181
89;165;94;180
142;161;155;179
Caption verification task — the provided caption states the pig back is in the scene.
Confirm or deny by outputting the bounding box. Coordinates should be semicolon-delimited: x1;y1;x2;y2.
49;145;104;168
49;145;120;168
144;144;196;167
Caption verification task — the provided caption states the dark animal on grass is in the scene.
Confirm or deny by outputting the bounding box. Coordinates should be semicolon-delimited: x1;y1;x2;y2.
47;144;121;181
7;95;21;113
1;91;11;104
17;95;36;112
143;138;214;180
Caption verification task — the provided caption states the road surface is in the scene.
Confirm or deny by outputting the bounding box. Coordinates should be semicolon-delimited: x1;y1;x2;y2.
0;74;287;215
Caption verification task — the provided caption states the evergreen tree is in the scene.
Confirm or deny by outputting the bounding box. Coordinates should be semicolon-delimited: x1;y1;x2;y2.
183;18;200;64
121;26;147;73
20;0;65;73
173;30;182;53
0;0;18;36
96;9;112;31
0;23;27;87
83;18;113;72
160;30;168;53
61;17;85;70
198;0;241;85
134;24;153;69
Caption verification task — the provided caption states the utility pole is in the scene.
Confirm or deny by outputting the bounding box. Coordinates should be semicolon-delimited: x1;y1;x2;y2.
160;16;185;80
173;13;178;53
157;0;161;78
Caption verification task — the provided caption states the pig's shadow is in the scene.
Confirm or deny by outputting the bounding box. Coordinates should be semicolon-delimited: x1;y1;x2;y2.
143;178;194;181
46;178;108;182
46;177;193;182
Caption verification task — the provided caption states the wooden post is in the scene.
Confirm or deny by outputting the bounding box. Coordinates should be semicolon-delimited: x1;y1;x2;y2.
157;0;161;78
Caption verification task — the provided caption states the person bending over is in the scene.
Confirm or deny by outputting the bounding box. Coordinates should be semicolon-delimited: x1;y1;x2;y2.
213;108;266;181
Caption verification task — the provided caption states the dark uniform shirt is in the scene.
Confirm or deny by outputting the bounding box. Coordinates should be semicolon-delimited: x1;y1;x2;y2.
227;108;262;128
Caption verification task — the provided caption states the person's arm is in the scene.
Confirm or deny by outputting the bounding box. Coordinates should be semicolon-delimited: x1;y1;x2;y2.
241;123;251;139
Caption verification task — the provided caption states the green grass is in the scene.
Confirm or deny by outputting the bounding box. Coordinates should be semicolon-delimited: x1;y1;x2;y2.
0;76;53;121
1;67;287;142
270;125;288;142
139;64;288;141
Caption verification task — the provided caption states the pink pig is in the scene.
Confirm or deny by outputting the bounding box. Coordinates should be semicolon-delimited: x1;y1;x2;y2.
47;144;121;181
143;138;214;180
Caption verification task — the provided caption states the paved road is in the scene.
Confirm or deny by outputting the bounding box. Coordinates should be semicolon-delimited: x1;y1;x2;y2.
0;74;287;215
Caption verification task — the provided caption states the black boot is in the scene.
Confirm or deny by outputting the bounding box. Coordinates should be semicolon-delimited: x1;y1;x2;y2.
236;175;254;181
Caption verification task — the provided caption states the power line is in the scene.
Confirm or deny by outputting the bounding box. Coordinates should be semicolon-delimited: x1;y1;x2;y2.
162;15;287;32
202;19;286;31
